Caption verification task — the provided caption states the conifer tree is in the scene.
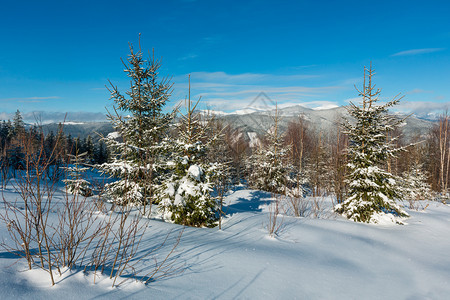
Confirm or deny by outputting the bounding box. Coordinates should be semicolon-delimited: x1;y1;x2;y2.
83;135;95;162
157;76;220;227
399;165;433;209
12;109;25;137
66;134;74;157
99;38;175;211
335;65;408;224
44;131;56;162
94;141;108;164
0;120;12;153
8;111;26;173
63;150;92;196
247;104;293;195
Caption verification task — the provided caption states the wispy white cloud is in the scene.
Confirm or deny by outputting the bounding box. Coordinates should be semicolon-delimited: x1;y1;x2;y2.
0;111;107;123
178;53;199;61
0;96;61;102
395;101;449;113
339;77;363;87
339;97;449;120
172;71;338;112
185;71;319;84
196;86;336;98
283;65;318;71
17;100;44;103
343;97;363;105
406;88;434;95
391;48;445;57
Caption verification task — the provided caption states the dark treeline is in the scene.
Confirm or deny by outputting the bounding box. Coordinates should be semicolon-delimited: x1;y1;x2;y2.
0;110;109;178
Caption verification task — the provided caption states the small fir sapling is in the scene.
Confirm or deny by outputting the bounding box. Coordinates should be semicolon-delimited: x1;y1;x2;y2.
247;103;293;196
399;165;433;208
157;76;221;227
63;151;92;197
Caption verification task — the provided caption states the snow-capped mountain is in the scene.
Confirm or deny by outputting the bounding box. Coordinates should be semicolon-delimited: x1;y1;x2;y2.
36;105;435;141
218;105;434;140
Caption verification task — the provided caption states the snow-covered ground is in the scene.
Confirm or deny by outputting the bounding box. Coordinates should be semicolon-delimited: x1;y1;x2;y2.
1;184;450;299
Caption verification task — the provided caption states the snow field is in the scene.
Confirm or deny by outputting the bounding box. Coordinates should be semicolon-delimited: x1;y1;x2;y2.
0;186;449;299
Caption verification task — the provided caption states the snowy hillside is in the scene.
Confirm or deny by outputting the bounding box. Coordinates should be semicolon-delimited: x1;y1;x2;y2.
1;184;449;299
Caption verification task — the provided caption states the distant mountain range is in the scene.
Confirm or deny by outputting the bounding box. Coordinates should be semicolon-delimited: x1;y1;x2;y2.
40;122;114;142
37;105;435;142
217;105;435;141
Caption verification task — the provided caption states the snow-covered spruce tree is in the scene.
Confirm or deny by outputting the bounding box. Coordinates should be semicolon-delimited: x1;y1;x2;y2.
248;104;293;195
203;116;234;229
399;165;433;209
335;65;409;224
157;76;221;227
99;40;175;211
63;150;92;196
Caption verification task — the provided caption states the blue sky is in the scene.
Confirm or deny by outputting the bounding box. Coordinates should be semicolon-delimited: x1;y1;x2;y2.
0;0;449;122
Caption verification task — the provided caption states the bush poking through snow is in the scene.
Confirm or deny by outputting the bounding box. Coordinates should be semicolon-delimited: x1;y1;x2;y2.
267;195;284;237
286;196;311;218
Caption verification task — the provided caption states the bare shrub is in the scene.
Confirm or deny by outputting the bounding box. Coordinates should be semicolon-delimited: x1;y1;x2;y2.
0;131;183;287
1;131;60;284
310;196;329;219
267;194;284;237
83;204;183;287
53;192;104;269
0;158;11;190
286;196;311;218
407;198;427;211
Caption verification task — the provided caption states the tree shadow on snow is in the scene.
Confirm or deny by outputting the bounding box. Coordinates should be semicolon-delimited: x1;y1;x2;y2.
225;190;272;215
0;248;40;259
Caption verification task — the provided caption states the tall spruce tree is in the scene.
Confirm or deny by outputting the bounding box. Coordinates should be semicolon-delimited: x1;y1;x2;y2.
99;39;175;211
335;65;408;224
